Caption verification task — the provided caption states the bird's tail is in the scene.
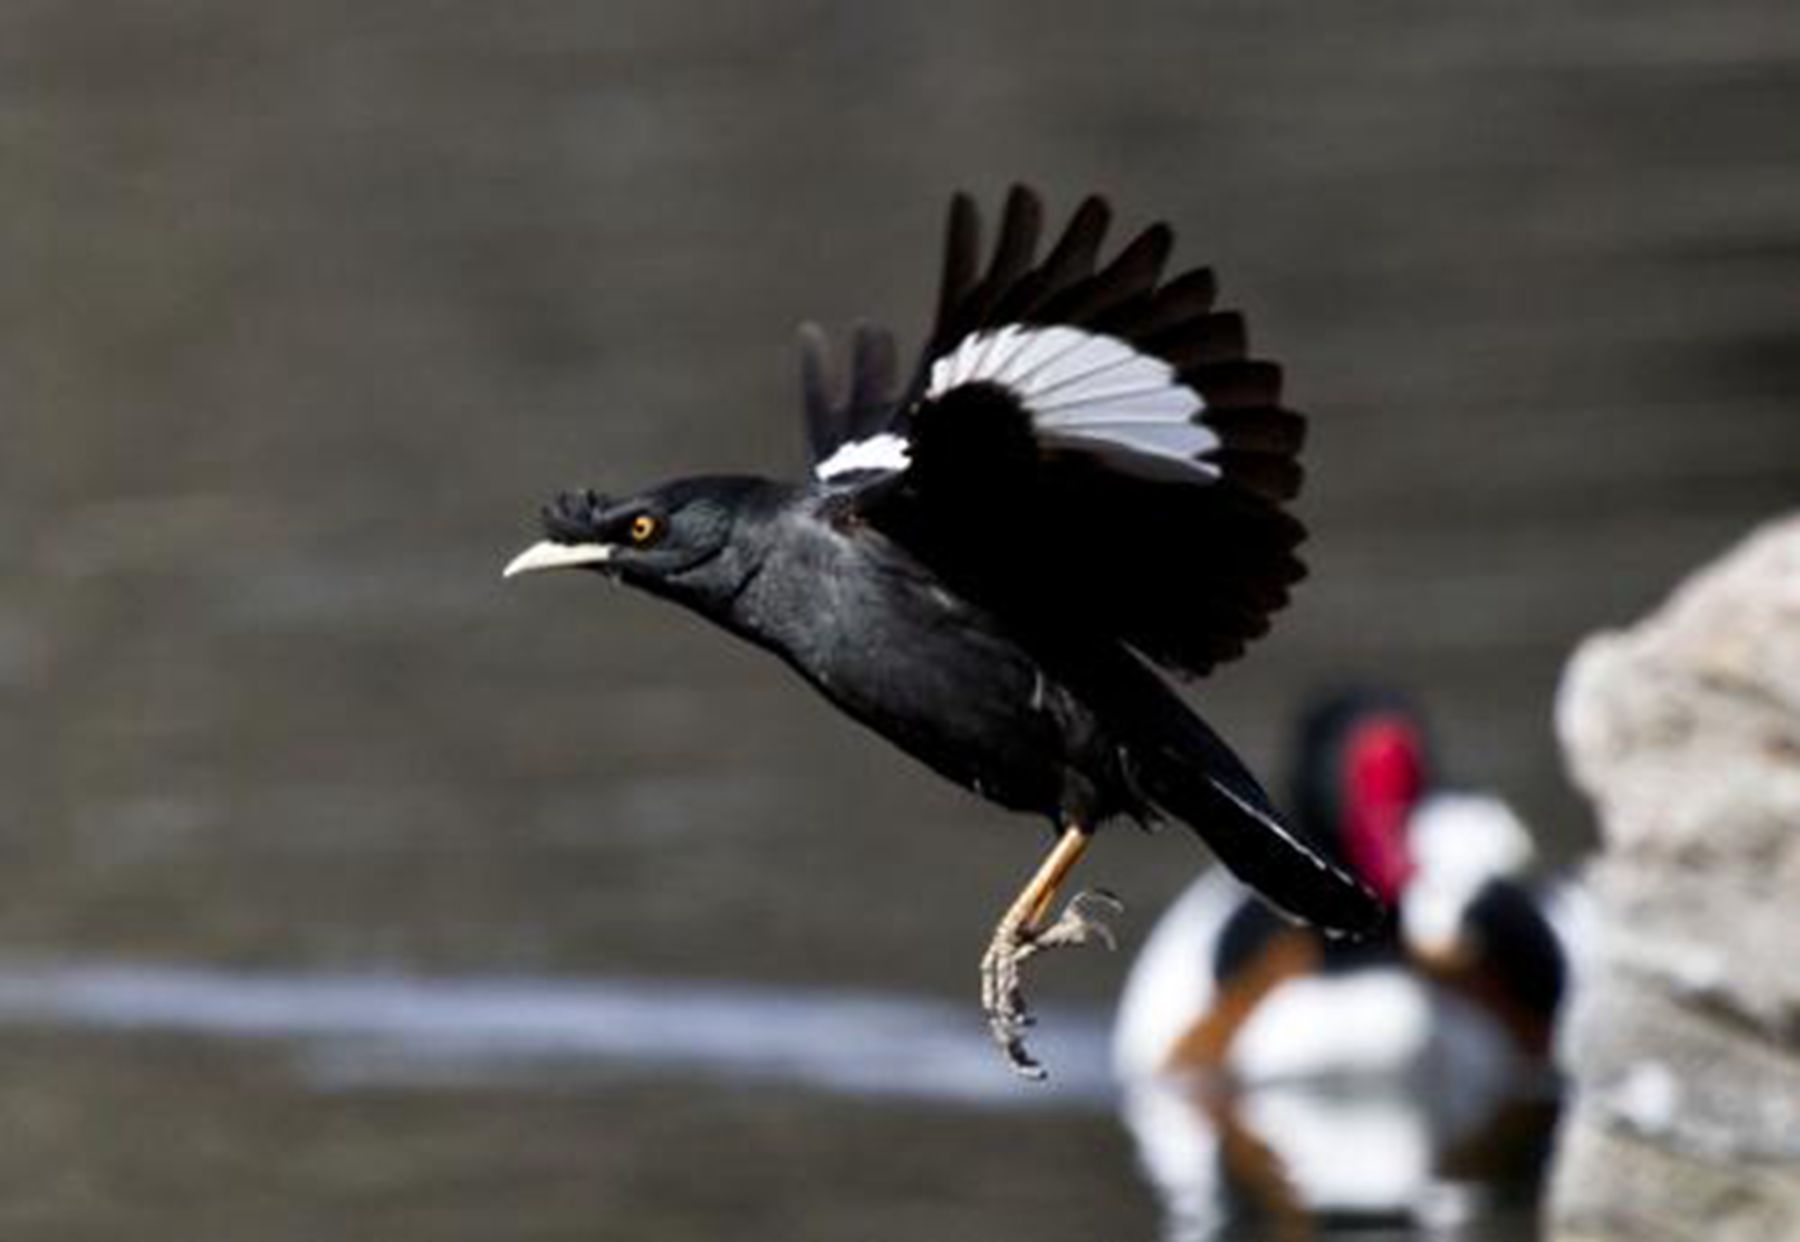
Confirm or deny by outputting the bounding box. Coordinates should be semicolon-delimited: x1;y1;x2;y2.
1122;694;1388;938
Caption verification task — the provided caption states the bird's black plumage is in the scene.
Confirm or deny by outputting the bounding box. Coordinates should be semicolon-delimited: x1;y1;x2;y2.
506;188;1384;1073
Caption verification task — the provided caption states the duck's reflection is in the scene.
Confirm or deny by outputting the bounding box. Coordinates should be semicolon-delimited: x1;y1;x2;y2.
1113;691;1575;1239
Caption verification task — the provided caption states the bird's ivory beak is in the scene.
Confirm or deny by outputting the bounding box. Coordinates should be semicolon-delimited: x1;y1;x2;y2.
502;540;615;579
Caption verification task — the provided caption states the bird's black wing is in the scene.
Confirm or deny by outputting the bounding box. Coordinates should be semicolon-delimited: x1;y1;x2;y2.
797;322;906;476
829;185;1307;678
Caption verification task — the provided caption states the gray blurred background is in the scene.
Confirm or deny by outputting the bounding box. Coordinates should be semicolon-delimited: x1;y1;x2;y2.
2;1;1797;1238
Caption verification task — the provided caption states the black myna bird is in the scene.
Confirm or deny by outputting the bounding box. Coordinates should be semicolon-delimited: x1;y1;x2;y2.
503;187;1383;1077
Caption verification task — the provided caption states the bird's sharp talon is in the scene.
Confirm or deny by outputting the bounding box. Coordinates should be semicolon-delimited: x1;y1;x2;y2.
1069;888;1126;916
1004;1041;1047;1079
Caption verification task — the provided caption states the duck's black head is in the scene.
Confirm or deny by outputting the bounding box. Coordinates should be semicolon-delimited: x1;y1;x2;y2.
1291;687;1433;906
503;474;786;614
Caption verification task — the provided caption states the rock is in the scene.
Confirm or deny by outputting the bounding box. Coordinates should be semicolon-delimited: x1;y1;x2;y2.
1550;515;1800;1240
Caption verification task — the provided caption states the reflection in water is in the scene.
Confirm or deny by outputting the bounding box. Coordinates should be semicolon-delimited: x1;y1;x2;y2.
0;960;1112;1107
1118;1028;1560;1241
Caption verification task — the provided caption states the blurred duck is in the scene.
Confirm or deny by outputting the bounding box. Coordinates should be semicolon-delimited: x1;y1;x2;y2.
1112;690;1570;1239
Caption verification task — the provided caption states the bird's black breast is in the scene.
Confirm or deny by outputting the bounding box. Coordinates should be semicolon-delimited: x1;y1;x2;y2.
724;502;1125;822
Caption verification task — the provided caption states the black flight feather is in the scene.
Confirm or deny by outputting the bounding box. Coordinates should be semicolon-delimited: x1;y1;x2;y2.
850;187;1311;678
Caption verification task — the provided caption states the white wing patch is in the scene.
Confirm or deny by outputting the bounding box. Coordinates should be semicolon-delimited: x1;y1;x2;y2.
927;324;1220;481
814;431;911;481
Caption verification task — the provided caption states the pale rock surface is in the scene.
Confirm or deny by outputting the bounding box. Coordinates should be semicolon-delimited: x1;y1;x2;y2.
1551;515;1800;1240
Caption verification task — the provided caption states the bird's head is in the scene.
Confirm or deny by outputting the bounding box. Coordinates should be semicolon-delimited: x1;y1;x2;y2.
1292;688;1431;907
502;475;776;608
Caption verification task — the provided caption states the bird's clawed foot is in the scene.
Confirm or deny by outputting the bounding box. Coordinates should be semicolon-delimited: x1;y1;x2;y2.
1034;887;1124;953
980;888;1125;1079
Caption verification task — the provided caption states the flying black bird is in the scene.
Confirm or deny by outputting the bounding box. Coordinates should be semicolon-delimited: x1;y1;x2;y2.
503;187;1384;1076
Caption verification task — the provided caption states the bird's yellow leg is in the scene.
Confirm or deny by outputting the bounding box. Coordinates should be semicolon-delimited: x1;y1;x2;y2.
980;823;1124;1079
1013;824;1091;930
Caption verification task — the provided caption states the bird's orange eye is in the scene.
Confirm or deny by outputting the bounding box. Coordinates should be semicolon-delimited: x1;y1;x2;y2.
629;514;659;544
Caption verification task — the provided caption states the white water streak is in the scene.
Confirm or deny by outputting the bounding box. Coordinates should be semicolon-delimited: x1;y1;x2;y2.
0;960;1113;1108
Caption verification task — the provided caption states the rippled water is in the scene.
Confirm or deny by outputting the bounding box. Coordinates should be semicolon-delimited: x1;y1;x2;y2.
6;0;1799;1237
